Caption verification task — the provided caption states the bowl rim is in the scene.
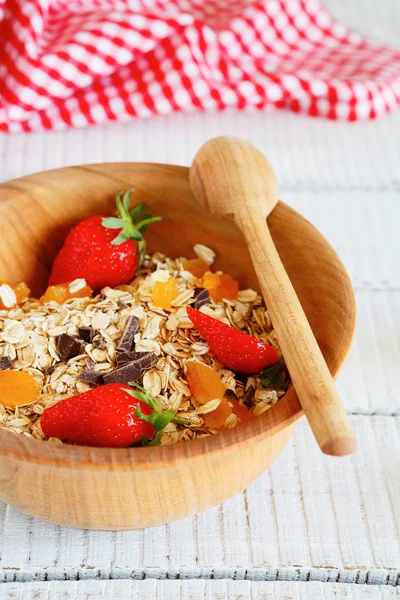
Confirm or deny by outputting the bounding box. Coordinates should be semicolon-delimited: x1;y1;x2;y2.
0;163;356;470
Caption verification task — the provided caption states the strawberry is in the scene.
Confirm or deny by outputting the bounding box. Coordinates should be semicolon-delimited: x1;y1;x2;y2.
49;190;162;291
187;306;279;374
41;383;190;448
41;384;155;447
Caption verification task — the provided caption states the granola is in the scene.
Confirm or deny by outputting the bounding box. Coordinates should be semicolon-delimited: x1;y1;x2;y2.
0;248;286;445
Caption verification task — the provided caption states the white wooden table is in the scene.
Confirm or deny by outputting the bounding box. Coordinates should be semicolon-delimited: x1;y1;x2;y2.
0;2;399;598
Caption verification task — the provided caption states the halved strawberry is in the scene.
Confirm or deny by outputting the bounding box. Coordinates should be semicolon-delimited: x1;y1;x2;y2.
187;306;279;374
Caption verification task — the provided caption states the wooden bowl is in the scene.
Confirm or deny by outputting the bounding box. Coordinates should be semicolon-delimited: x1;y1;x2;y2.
0;163;356;530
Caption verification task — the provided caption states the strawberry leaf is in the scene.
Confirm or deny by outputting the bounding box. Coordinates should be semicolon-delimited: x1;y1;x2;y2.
270;373;287;389
134;404;155;424
152;411;177;431
136;216;163;234
115;193;124;219
129;231;143;242
122;190;132;212
104;191;163;265
142;431;163;446
128;381;190;446
127;384;161;413
172;416;191;426
127;390;148;403
102;217;125;229
130;203;146;223
111;231;129;245
260;359;287;389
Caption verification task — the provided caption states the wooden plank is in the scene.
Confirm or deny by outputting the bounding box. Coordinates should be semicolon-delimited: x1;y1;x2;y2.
1;105;400;190
26;517;61;568
113;530;143;572
0;417;398;583
167;514;197;568
0;580;399;599
337;291;400;415
283;192;400;292
56;526;86;571
196;505;225;567
268;436;312;566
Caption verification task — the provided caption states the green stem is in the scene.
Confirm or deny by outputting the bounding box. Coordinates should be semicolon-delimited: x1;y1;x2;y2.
136;216;163;231
172;417;191;426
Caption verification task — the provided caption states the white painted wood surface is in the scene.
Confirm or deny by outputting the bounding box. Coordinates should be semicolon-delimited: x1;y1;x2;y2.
0;580;399;600
0;0;399;595
0;417;398;586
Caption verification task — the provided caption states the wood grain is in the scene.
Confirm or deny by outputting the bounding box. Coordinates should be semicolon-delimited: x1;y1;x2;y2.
0;161;355;529
0;580;398;600
190;137;356;456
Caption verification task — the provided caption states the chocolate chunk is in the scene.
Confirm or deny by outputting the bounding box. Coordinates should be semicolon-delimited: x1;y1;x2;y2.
116;350;154;367
134;352;158;370
104;352;157;385
0;356;12;370
190;287;210;310
242;384;255;409
104;362;142;385
93;338;107;349
224;388;239;402
44;365;55;376
117;315;139;352
235;373;247;384
79;369;104;386
55;333;85;361
78;326;97;343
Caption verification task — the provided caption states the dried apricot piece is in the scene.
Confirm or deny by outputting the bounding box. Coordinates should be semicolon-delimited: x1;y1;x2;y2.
181;258;209;278
186;361;225;404
41;285;69;304
201;271;239;302
230;399;255;423
0;371;41;408
0;281;31;309
217;274;239;300
203;397;232;429
13;282;30;304
152;277;178;310
186;361;237;428
41;279;92;304
67;279;93;299
202;271;220;290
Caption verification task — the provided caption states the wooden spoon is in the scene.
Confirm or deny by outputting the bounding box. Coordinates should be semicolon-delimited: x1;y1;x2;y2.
190;136;356;456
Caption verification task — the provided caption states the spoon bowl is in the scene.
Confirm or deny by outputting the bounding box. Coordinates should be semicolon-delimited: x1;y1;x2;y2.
190;136;279;221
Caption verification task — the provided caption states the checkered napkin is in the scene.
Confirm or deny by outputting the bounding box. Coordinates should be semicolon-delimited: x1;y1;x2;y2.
1;0;400;132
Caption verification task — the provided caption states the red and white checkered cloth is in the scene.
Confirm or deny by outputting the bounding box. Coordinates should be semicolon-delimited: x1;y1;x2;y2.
1;0;400;132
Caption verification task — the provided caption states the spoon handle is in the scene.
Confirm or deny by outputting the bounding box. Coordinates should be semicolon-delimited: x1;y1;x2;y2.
238;209;357;456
